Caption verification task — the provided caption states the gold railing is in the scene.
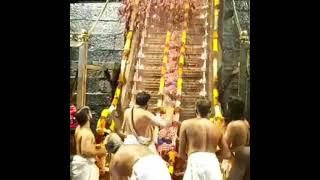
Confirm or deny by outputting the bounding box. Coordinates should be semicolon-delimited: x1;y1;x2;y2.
210;0;224;129
157;31;171;108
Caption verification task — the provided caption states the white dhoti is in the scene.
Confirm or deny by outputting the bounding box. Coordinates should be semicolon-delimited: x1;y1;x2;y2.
131;155;171;180
183;152;222;180
71;155;99;180
124;134;158;154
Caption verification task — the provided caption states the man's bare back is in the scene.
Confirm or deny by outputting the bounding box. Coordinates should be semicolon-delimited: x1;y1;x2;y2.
121;92;173;154
108;138;171;180
75;127;93;156
224;120;250;152
123;106;173;138
123;107;154;138
179;118;225;157
224;120;250;180
110;144;154;177
222;97;250;180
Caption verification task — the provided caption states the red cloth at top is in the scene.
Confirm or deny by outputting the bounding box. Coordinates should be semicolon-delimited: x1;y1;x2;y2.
70;105;77;116
70;105;78;129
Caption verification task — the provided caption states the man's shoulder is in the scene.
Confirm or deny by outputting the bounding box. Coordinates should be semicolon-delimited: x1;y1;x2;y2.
79;128;94;137
124;107;131;114
138;108;153;117
182;118;209;123
228;120;245;127
113;146;133;161
181;118;196;126
124;107;138;118
124;107;149;114
183;118;216;129
75;126;80;134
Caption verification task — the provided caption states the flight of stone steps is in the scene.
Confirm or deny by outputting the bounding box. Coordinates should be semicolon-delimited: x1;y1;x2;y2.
131;0;209;121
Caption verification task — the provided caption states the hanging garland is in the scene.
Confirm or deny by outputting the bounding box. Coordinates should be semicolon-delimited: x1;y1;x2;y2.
209;0;225;130
96;0;147;136
95;0;151;175
96;30;133;136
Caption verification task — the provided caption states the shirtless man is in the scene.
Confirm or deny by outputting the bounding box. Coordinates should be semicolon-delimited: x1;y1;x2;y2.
106;133;171;180
179;97;231;180
223;96;250;180
71;106;107;180
122;91;173;153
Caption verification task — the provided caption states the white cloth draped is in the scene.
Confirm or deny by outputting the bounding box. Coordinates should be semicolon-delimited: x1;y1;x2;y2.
71;155;99;180
130;155;171;180
183;152;222;180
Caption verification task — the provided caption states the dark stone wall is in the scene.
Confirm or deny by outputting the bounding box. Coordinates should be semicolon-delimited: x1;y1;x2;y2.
70;2;123;132
70;3;124;64
221;0;250;119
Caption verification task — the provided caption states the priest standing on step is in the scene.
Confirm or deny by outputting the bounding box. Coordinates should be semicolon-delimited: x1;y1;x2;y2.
122;91;174;154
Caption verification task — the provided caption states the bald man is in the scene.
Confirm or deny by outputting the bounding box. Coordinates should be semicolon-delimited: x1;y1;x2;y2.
105;133;171;180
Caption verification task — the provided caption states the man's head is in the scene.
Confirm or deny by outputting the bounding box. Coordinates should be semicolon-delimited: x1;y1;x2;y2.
75;106;92;126
136;91;151;107
105;133;123;154
196;97;211;118
228;96;245;120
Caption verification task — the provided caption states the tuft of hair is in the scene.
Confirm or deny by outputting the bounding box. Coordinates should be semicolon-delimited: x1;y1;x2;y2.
228;96;245;120
196;97;211;118
75;106;91;126
105;133;123;153
136;91;151;106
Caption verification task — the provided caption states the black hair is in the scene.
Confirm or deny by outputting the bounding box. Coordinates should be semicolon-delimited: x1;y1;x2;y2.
105;133;122;154
105;141;120;154
228;96;245;120
196;97;211;118
136;91;151;106
75;106;91;126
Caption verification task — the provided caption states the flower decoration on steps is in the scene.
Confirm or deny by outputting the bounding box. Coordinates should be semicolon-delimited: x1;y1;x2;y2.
155;0;195;176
